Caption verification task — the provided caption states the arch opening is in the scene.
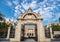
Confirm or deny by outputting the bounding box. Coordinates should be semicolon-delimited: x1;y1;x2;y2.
21;24;38;41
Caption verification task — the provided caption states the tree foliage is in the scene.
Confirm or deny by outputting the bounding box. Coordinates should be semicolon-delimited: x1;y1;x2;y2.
0;13;9;32
0;22;8;32
51;24;60;31
0;13;15;38
0;13;5;21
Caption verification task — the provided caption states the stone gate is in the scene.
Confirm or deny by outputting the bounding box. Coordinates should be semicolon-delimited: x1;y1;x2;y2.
14;8;46;42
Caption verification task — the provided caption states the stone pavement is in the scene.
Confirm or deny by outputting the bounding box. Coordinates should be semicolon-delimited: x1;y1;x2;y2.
21;39;60;42
0;39;60;42
21;39;37;42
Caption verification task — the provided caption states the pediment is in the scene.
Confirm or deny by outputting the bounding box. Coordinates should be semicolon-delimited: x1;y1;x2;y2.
23;13;37;19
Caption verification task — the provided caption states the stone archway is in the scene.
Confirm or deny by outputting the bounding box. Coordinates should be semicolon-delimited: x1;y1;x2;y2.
15;8;46;42
21;24;37;41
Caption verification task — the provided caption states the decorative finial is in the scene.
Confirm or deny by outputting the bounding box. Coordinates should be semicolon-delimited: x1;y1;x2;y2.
38;11;41;16
20;11;22;14
38;11;40;14
28;7;32;13
20;11;23;17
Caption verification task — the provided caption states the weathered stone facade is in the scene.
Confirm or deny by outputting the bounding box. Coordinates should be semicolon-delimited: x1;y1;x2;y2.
14;8;46;42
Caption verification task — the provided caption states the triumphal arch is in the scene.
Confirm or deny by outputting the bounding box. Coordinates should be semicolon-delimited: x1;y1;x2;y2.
15;8;46;42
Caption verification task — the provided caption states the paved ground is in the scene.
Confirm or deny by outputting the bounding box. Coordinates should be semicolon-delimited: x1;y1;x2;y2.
0;39;60;42
21;39;37;42
0;39;37;42
21;39;60;42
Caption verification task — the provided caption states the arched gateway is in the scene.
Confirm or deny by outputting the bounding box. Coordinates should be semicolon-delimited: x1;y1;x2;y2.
15;8;46;42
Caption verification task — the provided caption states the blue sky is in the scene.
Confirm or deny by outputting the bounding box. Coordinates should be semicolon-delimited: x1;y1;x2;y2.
0;0;60;25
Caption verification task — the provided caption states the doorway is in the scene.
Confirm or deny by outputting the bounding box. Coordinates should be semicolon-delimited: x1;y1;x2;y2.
21;24;38;41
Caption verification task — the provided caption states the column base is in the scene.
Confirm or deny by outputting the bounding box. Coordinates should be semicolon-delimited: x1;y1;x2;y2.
10;38;20;42
38;38;51;42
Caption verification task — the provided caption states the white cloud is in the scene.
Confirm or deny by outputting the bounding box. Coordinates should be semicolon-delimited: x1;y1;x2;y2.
5;17;17;23
15;10;18;13
6;1;12;6
13;0;19;5
14;4;21;17
14;10;20;17
30;1;37;8
5;17;13;22
15;5;20;9
5;17;9;21
32;0;59;25
11;0;59;25
20;9;25;13
56;13;60;19
34;7;53;21
57;0;60;1
58;4;60;6
21;0;37;10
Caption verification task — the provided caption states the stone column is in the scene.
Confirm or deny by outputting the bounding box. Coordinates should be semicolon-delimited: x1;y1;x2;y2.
15;20;21;42
50;27;53;39
7;26;11;39
37;20;45;42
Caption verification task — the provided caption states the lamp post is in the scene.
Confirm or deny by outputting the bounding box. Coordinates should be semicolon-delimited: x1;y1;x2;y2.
7;20;12;39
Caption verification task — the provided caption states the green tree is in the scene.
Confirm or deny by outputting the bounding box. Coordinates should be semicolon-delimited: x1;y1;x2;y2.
51;24;60;31
0;13;4;21
0;13;8;38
